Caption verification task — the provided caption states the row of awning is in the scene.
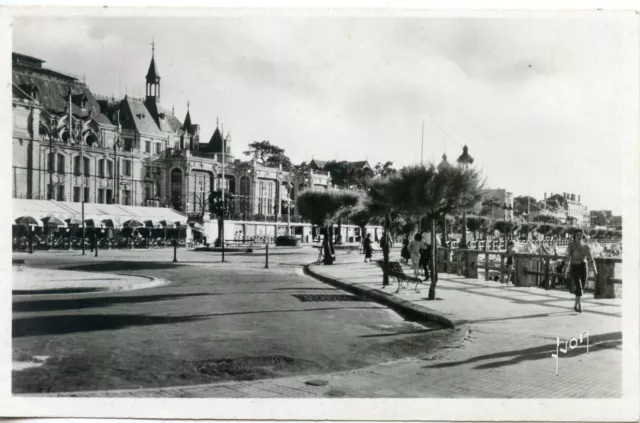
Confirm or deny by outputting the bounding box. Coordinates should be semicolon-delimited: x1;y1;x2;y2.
12;199;203;231
14;215;189;229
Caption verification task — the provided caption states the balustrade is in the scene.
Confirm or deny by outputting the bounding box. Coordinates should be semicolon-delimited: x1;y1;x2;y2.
436;246;622;298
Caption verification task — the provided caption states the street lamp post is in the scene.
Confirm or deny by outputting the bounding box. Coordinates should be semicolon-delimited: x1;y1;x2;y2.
286;181;292;236
502;203;514;241
113;139;121;204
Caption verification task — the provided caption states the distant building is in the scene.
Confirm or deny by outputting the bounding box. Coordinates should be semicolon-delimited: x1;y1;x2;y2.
309;159;371;172
590;210;613;226
478;188;514;220
542;192;588;226
610;215;622;228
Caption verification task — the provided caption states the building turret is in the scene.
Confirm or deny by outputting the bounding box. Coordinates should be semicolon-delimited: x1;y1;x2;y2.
145;39;161;103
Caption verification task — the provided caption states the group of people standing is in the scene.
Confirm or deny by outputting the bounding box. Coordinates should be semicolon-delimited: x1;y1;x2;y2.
400;232;440;281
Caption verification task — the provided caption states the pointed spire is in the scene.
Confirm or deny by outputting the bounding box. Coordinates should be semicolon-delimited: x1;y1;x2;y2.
183;105;192;133
146;38;160;82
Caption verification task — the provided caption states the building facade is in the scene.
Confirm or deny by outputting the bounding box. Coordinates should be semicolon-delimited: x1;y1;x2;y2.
12;49;378;243
544;192;588;226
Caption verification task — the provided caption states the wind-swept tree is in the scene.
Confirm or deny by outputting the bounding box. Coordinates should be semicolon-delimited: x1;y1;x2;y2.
493;219;519;240
373;161;398;178
513;195;537;217
465;214;488;241
536;223;556;240
533;214;556;224
296;189;360;264
518;222;539;239
244;141;293;170
456;145;475;248
381;164;484;299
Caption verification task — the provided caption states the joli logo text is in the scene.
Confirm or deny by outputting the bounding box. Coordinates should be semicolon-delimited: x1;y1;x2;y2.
551;331;589;376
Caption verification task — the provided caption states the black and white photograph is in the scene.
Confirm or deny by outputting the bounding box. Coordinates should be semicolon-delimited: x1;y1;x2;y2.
1;5;638;422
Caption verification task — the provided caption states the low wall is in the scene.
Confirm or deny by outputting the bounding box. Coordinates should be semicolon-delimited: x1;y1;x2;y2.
437;247;622;299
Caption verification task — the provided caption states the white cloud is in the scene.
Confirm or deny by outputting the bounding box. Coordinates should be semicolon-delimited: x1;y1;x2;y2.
12;12;636;213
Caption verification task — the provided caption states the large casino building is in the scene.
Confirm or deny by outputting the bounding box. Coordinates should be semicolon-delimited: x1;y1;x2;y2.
11;46;378;243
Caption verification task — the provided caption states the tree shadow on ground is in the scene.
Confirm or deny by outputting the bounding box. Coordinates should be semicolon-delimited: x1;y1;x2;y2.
59;261;184;272
12;293;212;313
13;306;382;337
12;313;211;338
422;331;622;370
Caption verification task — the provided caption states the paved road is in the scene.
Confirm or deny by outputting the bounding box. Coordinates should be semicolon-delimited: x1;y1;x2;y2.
12;247;452;394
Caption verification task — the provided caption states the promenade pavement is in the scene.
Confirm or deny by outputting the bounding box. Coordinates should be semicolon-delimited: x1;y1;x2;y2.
12;267;166;294
33;249;622;398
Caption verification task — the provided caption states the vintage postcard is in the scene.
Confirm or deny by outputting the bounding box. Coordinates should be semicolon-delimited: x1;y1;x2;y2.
0;5;638;422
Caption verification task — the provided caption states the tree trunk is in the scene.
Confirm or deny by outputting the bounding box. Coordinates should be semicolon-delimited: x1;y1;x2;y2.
216;218;223;247
336;218;342;245
460;210;468;248
322;226;333;265
428;218;438;300
382;214;391;286
441;216;447;247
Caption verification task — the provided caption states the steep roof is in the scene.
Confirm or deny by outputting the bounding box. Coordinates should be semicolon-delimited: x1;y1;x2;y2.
182;110;192;133
200;126;223;154
122;97;164;135
349;160;370;170
146;55;160;82
309;159;327;170
12;69;112;125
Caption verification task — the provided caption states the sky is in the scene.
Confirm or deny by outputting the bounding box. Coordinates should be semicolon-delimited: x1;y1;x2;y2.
12;11;637;214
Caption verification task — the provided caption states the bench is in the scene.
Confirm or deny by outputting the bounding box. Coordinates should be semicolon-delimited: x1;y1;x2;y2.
12;258;25;271
376;260;423;293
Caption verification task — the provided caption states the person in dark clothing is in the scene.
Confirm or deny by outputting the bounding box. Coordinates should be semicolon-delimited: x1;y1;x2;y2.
401;237;410;264
564;229;597;313
419;242;431;281
363;233;373;263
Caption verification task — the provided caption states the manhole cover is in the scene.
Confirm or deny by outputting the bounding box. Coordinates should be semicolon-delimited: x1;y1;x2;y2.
292;294;368;302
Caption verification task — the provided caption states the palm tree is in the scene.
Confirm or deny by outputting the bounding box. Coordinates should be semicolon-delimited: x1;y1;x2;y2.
384;164;484;299
465;214;487;241
296;189;360;264
456;145;475;248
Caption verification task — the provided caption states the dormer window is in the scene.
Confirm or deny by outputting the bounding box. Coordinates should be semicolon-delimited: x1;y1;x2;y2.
136;113;145;119
71;92;88;110
158;113;165;119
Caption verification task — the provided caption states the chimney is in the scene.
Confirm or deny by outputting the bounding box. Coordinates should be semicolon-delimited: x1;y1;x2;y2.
578;195;581;202
544;192;547;200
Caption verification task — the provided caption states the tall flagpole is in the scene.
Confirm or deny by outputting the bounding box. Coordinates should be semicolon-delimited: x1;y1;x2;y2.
221;121;226;262
420;120;424;166
419;120;424;233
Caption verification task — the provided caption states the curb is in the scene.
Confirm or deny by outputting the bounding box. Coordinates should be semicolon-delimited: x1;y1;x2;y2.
12;273;168;296
304;263;468;332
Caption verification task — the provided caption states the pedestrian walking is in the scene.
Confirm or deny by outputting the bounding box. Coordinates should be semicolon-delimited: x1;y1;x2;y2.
419;241;431;281
408;234;423;278
505;241;516;284
363;233;373;263
564;229;597;313
400;237;410;264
